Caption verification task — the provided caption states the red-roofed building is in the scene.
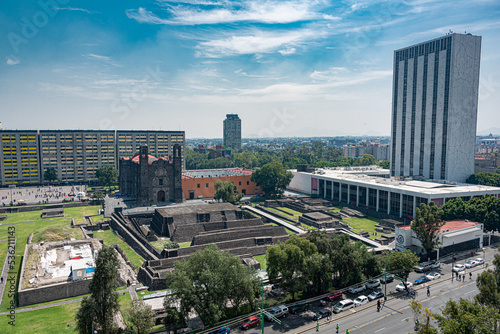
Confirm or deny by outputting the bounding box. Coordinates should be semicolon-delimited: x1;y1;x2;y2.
182;168;261;200
395;220;484;257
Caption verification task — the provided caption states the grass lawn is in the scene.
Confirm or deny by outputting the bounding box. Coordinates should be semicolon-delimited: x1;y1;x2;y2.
253;254;267;270
64;205;101;217
300;223;316;231
330;206;342;212
1;301;80;333
150;240;165;250
344;216;380;238
178;241;191;248
2;210;46;224
276;207;303;218
94;230;144;269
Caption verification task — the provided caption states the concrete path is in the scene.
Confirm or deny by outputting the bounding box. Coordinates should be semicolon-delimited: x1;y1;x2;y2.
329;227;390;251
241;205;305;234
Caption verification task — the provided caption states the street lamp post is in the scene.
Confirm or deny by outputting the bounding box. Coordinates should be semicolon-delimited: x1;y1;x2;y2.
384;251;388;301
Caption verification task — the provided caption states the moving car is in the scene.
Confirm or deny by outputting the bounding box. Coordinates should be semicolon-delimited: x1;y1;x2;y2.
365;279;381;289
367;290;384;301
415;276;431;284
209;326;230;334
348;285;366;294
379;275;394;284
465;260;477;269
353;295;369;307
415;262;433;273
325;290;343;302
333;299;354;313
452;264;466;272
474;258;485;265
430;261;441;269
240;317;260;330
313;309;332;321
289;302;309;314
265;305;288;320
426;272;441;280
396;282;413;291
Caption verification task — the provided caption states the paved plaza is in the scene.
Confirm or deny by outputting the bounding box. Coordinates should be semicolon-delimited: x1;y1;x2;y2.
0;185;87;206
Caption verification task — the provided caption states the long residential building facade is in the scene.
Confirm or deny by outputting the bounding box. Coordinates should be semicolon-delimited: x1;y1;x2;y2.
0;130;185;186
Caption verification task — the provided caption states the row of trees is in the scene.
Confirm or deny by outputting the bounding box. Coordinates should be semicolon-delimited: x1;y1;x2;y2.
412;247;500;333
186;142;386;170
467;169;500;187
441;195;500;232
43;165;119;187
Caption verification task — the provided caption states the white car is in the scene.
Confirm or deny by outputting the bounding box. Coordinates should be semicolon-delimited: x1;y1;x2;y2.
426;272;441;280
353;295;369;307
396;282;413;291
465;260;477;269
474;258;485;265
348;285;366;294
430;261;441;269
452;264;466;272
365;279;381;289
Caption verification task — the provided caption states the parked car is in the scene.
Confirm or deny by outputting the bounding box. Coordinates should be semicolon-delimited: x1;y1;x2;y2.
396;282;413;291
313;309;332;321
265;305;288;320
365;279;381;289
348;284;366;294
474;258;485;265
415;262;433;273
240;317;260;330
333;299;355;313
379;275;394;284
353;295;369;307
415;276;431;285
367;290;384;301
426;272;441;280
452;264;466;272
209;326;230;334
325;290;343;302
289;302;309;314
465;260;477;269
430;261;441;269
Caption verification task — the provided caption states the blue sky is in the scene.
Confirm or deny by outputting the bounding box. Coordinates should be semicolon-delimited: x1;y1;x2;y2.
1;0;500;138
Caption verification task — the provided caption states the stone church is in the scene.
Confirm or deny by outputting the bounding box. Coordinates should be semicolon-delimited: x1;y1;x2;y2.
119;144;183;204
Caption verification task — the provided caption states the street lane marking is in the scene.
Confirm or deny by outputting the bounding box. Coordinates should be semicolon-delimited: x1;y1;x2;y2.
374;328;385;333
430;296;437;299
440;291;447;295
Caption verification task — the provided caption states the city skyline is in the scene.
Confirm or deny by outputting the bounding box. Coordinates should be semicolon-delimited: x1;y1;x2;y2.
1;0;500;138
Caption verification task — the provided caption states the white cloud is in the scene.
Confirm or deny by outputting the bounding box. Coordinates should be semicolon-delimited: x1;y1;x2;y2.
127;1;329;25
278;47;296;55
38;83;115;100
6;57;20;66
55;7;99;14
82;53;122;67
195;29;318;57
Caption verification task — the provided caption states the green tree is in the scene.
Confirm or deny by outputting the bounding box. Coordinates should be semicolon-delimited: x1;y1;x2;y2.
214;180;243;204
353;154;377;166
386;250;420;283
411;202;444;255
165;244;259;327
126;299;155;334
75;297;97;334
410;299;438;334
266;235;318;300
434;298;500;334
92;190;105;200
251;161;294;198
163;308;184;334
44;167;57;182
87;246;121;333
96;166;118;187
378;160;390;169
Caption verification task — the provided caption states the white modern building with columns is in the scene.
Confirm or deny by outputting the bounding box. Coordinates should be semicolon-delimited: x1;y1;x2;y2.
289;166;500;220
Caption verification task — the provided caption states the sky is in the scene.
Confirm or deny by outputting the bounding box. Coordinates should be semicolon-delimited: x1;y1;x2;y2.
1;0;499;138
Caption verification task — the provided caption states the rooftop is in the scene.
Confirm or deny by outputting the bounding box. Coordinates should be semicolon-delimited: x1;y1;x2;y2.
122;153;169;165
156;202;239;217
294;166;500;196
182;168;252;179
398;220;479;233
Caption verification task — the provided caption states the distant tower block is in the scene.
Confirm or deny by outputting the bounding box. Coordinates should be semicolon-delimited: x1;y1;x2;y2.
223;114;241;150
390;33;481;183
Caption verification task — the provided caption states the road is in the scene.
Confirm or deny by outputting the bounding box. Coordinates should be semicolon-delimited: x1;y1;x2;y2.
229;246;496;334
